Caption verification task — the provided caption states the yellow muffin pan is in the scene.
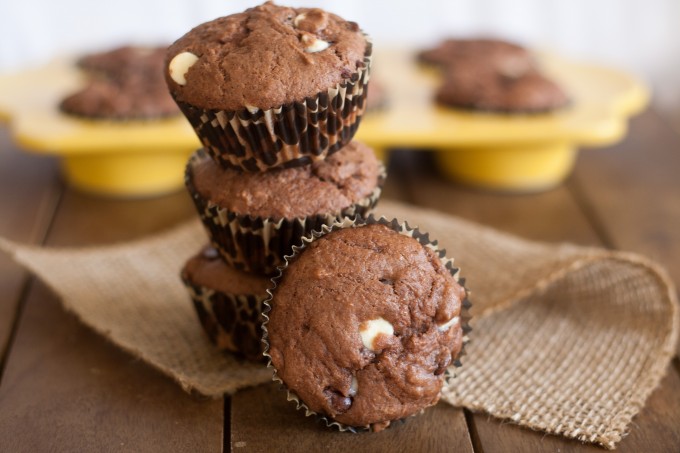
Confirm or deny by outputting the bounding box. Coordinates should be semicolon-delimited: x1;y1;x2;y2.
0;59;200;197
0;49;648;196
357;49;648;191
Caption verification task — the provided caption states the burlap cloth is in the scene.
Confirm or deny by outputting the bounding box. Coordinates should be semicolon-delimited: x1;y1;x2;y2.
0;200;677;449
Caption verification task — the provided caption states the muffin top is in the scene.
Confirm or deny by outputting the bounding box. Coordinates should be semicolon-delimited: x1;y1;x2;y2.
182;246;269;296
419;37;533;71
436;60;569;112
78;46;168;83
190;140;381;219
60;45;179;119
266;223;466;429
60;78;179;120
165;1;368;111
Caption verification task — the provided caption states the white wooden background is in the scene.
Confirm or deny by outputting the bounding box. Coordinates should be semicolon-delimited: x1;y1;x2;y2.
1;0;678;116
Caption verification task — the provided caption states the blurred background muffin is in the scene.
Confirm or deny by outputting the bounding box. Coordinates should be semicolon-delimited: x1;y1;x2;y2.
420;38;569;113
59;45;180;120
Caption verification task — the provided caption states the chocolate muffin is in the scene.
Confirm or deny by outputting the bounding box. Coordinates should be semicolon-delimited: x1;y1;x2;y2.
264;220;468;431
419;37;569;113
77;46;168;84
436;60;570;113
418;37;533;71
165;1;372;171
185;140;385;274
182;246;270;361
60;45;179;120
59;77;179;120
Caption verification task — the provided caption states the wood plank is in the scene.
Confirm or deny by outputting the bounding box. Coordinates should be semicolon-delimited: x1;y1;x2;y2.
570;110;680;287
0;183;223;452
469;365;680;453
0;128;61;370
377;150;411;202
231;382;473;453
44;186;197;246
391;149;602;246
396;141;680;452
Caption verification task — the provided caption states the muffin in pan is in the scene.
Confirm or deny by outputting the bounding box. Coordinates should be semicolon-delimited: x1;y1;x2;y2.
435;59;570;113
419;37;569;113
165;1;372;172
418;37;533;72
263;217;470;432
60;45;180;120
185;140;385;275
181;246;270;361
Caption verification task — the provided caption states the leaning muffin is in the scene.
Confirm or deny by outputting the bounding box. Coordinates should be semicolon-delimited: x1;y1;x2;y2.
263;219;469;431
185;140;385;274
165;1;372;172
182;246;270;361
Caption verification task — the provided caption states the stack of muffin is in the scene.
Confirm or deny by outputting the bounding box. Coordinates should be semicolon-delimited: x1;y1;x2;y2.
165;2;383;361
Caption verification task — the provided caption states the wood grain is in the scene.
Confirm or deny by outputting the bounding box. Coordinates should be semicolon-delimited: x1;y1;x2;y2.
388;128;680;453
0;129;61;372
231;382;473;453
0;181;222;452
388;149;602;246
469;367;680;453
571;111;680;285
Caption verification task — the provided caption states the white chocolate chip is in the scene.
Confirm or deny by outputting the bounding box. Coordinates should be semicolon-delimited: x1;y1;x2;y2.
359;317;394;351
293;13;307;27
301;33;330;53
437;316;460;332
244;104;259;114
349;376;358;396
168;51;199;86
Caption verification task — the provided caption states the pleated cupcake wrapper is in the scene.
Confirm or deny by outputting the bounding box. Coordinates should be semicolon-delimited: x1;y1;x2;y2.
261;215;471;433
185;150;387;275
174;39;373;172
181;273;267;362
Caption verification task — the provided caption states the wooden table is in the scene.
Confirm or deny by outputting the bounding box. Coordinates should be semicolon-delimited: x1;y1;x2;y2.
0;110;679;452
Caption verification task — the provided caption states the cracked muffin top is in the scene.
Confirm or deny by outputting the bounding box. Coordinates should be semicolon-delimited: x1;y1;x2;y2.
165;1;368;111
265;223;466;429
189;140;381;219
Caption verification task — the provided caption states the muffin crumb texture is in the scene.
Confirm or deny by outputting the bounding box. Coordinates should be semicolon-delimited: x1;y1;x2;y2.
267;224;465;429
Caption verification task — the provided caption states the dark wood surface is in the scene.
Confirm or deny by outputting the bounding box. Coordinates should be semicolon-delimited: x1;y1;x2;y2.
0;110;679;452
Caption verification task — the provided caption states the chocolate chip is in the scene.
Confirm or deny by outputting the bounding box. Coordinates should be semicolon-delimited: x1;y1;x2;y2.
323;387;353;413
434;356;452;375
201;247;220;260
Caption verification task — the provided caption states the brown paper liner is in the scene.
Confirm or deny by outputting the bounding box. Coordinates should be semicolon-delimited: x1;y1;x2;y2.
181;268;267;362
261;215;471;432
185;149;387;275
173;39;372;172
